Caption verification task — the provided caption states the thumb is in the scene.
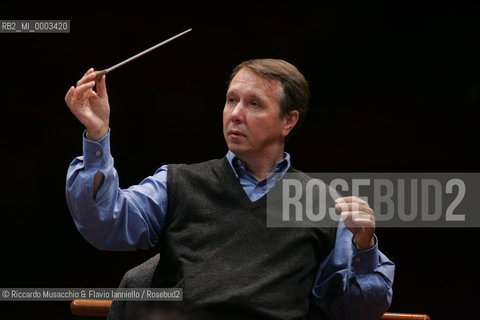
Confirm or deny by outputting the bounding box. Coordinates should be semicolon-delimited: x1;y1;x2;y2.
65;86;75;105
96;74;108;98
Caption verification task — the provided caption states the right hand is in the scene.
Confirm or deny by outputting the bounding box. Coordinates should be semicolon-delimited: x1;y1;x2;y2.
65;68;110;141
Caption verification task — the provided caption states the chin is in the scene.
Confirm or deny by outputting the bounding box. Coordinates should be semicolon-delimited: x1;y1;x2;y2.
226;143;246;156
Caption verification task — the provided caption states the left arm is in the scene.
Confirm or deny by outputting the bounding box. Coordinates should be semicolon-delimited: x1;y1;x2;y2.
312;197;395;320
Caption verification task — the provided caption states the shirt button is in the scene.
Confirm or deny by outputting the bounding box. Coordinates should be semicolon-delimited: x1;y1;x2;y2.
355;257;361;263
95;151;101;156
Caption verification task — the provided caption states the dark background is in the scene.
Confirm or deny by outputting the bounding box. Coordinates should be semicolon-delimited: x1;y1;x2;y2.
1;2;478;319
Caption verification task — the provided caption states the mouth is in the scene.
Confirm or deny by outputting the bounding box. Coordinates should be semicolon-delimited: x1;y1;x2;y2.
227;129;245;137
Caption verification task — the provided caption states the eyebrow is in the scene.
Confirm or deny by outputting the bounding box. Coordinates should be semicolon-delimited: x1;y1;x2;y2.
226;89;266;102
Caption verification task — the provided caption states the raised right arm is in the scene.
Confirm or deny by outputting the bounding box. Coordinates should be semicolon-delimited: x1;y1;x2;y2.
65;69;168;251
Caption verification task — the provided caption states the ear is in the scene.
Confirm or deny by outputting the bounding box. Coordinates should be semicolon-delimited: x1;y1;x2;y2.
282;110;299;137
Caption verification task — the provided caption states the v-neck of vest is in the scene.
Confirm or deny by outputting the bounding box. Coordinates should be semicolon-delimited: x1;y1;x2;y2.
221;157;295;209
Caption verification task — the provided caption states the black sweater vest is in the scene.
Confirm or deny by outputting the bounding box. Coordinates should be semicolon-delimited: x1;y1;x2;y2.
153;158;335;320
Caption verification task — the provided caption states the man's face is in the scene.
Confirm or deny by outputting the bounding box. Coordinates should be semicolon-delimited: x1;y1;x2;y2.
223;68;291;159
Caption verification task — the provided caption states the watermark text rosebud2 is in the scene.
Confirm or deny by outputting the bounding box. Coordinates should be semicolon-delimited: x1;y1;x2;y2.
266;173;479;228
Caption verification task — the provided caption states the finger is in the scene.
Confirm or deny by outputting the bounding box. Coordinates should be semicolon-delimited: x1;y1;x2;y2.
341;211;375;226
341;212;375;227
84;68;94;76
95;74;108;99
65;86;75;105
73;81;96;101
342;210;374;219
340;212;357;229
335;196;368;205
335;202;373;215
352;218;375;226
340;211;352;223
77;71;97;87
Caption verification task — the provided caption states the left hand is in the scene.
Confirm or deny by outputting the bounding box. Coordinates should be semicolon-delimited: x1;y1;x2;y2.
335;196;375;250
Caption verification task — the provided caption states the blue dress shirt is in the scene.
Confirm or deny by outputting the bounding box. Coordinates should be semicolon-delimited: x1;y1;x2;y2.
66;131;395;320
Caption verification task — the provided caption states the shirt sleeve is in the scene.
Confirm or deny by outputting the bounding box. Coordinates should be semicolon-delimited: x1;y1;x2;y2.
311;220;395;320
65;130;168;251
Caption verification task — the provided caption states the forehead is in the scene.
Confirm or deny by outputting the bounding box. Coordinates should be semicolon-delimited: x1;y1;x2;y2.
228;68;282;97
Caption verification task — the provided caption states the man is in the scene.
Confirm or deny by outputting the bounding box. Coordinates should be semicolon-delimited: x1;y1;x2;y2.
65;59;394;320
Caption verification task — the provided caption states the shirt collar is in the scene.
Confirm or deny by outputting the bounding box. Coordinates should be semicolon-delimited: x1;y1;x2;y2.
226;150;291;179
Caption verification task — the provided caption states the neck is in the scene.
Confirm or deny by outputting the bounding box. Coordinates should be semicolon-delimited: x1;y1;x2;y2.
237;146;285;181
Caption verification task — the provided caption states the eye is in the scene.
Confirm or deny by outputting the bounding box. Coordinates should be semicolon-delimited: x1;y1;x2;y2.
250;100;260;108
226;97;237;104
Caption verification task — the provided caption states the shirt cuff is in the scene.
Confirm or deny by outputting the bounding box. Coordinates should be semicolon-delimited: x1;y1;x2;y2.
351;234;379;275
82;129;111;170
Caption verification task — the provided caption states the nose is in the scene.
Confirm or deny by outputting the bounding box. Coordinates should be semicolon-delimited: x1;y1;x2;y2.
228;102;245;123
